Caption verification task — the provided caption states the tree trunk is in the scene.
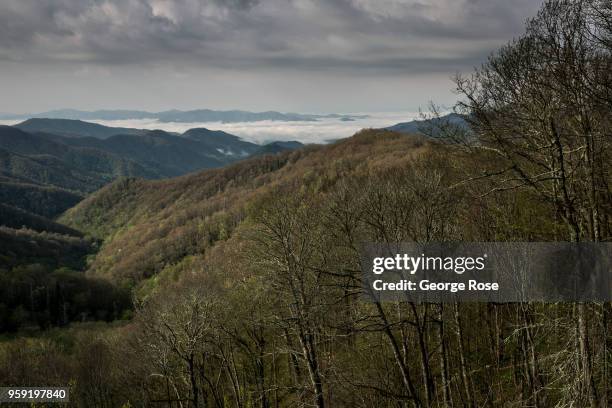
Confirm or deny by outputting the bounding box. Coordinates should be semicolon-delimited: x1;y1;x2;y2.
188;354;199;408
411;302;434;407
437;304;452;408
577;303;599;408
454;303;474;408
296;321;325;408
374;300;422;406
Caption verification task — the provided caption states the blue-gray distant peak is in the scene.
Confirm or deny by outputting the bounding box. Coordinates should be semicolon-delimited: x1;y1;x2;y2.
387;113;469;135
4;109;368;124
15;118;147;139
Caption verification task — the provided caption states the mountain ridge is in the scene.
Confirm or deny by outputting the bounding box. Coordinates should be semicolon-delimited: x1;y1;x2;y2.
15;118;148;139
0;120;304;222
60;129;430;284
386;113;470;136
2;109;368;123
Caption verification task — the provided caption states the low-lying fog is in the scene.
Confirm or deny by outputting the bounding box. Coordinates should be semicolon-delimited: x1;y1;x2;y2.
2;111;420;145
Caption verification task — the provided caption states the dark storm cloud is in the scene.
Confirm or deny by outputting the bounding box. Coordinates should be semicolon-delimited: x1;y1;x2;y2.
0;0;541;73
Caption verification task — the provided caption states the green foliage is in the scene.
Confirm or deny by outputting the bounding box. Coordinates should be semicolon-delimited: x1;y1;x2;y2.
0;227;130;332
0;227;91;269
1;1;610;403
0;203;82;235
0;181;82;218
60;132;429;286
0;127;608;406
0;261;131;332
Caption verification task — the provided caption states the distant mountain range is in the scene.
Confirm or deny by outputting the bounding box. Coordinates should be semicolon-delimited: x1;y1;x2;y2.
16;118;148;139
1;108;368;123
0;118;304;229
0;113;476;233
386;113;470;136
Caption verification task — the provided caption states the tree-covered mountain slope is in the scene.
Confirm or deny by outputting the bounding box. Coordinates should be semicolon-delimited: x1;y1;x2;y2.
0;203;82;236
58;130;245;176
60;129;430;285
181;127;261;156
0;123;303;220
3;121;304;187
0;126;159;192
15;118;148;139
0;180;82;218
386;112;469;135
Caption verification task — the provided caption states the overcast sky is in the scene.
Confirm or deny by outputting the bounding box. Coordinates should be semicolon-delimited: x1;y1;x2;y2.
0;0;542;114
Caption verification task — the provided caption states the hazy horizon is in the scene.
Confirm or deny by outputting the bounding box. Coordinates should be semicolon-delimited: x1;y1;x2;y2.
0;110;422;144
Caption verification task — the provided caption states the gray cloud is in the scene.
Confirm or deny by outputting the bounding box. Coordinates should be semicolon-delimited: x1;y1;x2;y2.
0;0;540;69
0;0;543;113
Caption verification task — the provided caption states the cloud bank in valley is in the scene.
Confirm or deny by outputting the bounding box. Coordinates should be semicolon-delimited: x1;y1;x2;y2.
1;111;420;144
92;111;421;144
0;112;419;144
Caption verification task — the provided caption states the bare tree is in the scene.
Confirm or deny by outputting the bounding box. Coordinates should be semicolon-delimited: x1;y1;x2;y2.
251;194;331;408
447;1;610;406
136;287;221;407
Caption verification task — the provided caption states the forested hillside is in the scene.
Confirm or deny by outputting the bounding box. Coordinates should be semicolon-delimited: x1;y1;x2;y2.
61;130;430;285
0;116;305;336
0;203;81;235
0;182;81;219
11;121;608;407
0;126;158;196
0;122;304;336
15;118;147;139
0;123;302;199
0;121;303;269
0;1;610;407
